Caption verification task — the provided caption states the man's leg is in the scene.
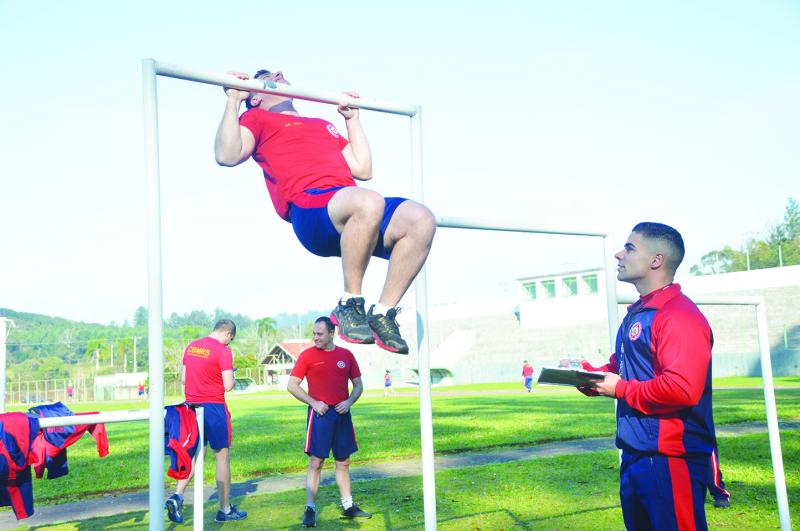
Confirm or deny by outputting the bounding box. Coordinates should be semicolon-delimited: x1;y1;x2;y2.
377;200;436;307
326;187;385;343
214;447;231;511
306;456;325;506
327;187;385;295
366;200;436;353
334;457;351;500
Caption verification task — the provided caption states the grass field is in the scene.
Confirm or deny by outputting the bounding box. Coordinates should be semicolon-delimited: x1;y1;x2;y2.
5;378;799;528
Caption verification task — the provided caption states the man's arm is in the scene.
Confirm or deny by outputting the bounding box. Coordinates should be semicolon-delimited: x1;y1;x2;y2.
613;311;711;414
334;376;363;414
214;72;256;166
287;376;328;415
222;369;234;392
338;92;372;181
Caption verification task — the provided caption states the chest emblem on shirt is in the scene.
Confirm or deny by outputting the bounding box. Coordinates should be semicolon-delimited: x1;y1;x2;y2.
628;321;642;341
337;360;346;369
327;124;340;138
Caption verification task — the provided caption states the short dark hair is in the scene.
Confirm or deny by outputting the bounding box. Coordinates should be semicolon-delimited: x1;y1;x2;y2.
632;222;685;273
245;69;272;109
213;319;237;337
315;316;335;333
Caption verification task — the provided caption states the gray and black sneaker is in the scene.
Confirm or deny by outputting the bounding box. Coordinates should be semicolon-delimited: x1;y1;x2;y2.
214;505;248;522
303;506;317;527
330;297;374;344
367;306;409;354
713;497;730;509
165;494;183;524
341;504;372;518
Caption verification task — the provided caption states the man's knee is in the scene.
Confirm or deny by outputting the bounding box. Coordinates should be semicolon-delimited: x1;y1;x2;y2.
334;457;350;469
308;456;325;471
400;202;437;241
352;190;385;221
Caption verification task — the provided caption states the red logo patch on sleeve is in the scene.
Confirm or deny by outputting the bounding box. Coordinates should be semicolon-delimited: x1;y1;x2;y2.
628;322;642;340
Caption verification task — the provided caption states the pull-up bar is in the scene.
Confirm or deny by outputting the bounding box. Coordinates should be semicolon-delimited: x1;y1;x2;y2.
154;61;419;117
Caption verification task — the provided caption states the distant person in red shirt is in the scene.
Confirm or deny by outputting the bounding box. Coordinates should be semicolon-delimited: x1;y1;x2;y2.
288;317;372;528
522;361;534;392
215;70;436;355
66;383;74;400
137;383;145;398
383;369;396;397
165;320;247;524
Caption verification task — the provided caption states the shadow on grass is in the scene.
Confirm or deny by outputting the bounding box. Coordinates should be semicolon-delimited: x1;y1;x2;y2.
380;504;620;530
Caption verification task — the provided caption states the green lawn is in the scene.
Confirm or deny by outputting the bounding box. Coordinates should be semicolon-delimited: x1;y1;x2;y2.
25;430;800;530
7;383;799;507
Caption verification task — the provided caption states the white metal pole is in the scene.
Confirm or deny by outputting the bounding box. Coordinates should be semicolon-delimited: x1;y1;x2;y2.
152;61;417;117
410;109;437;530
437;216;607;238
603;236;619;352
194;406;205;530
143;57;166;531
38;409;151;428
756;302;791;530
0;318;12;413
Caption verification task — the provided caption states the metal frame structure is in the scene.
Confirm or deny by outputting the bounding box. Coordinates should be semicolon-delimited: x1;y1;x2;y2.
141;59;790;530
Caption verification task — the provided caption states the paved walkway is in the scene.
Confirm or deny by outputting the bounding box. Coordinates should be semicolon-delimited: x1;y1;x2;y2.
2;421;797;528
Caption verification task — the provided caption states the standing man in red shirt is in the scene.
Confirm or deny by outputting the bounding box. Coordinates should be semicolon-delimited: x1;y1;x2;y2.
521;360;534;393
165;320;248;524
215;69;436;355
288;317;372;528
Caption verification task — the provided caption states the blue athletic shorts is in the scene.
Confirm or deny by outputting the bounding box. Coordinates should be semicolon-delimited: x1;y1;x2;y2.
620;452;709;531
304;407;358;460
194;402;231;450
290;186;408;259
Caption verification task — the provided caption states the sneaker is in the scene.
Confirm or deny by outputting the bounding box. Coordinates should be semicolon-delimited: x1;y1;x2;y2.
165;494;183;524
330;297;374;344
714;497;730;508
367;306;409;354
302;506;317;527
215;505;248;522
341;504;372;518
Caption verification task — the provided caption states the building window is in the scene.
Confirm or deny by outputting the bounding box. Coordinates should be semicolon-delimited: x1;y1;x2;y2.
582;274;598;294
541;279;556;298
562;277;577;296
522;282;537;300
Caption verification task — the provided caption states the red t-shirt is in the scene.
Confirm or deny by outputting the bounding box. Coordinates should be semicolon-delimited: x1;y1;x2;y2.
522;364;534;377
183;336;233;403
290;345;361;405
239;109;354;221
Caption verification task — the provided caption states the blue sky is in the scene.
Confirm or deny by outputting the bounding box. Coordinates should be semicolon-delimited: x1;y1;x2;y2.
1;1;798;324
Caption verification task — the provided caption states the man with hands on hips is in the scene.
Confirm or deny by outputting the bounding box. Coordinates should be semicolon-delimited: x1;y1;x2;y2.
287;317;372;528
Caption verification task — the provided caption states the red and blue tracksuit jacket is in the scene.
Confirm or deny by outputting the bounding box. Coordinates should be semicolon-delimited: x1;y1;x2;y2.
164;404;199;480
0;413;40;520
28;402;109;480
584;283;716;456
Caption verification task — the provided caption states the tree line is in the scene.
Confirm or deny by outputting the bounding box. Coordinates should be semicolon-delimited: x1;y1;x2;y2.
0;306;324;383
690;198;799;275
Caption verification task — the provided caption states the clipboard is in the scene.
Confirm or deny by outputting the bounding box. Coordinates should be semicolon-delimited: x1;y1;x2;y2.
537;367;605;388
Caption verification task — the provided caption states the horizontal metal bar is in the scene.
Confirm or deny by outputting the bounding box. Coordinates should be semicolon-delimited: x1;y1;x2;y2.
152;60;418;117
617;295;764;306
38;409;150;428
436;216;608;238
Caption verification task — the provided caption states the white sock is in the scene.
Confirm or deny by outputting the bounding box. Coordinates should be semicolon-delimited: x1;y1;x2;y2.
221;505;231;514
373;303;392;315
341;496;353;510
341;292;360;303
306;502;316;510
